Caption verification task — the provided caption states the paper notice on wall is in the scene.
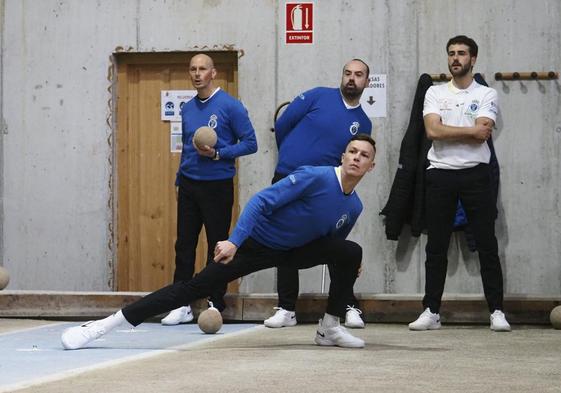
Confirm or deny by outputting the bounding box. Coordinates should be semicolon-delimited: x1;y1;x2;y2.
161;90;197;121
360;74;387;118
170;122;182;153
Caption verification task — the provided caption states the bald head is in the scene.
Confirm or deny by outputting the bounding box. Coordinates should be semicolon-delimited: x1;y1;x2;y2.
189;54;217;97
190;53;215;69
343;59;369;77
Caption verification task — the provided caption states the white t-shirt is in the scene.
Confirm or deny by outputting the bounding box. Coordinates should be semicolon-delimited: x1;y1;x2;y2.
423;80;499;170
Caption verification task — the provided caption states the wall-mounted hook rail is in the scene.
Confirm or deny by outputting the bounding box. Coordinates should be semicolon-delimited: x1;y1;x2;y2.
495;71;559;81
429;73;486;82
429;73;451;81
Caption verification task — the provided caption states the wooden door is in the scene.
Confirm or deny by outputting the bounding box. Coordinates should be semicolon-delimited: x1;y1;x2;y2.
115;51;240;292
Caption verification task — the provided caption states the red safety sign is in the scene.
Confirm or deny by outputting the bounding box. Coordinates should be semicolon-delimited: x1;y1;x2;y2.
285;3;314;44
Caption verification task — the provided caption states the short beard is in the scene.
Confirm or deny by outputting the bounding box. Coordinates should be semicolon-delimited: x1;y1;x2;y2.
341;84;363;101
449;62;471;78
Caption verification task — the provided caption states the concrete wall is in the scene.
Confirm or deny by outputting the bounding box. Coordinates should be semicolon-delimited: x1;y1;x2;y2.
0;0;5;268
1;0;560;297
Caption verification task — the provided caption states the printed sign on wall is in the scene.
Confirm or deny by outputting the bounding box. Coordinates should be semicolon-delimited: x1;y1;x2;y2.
285;2;314;44
360;74;387;118
170;122;182;153
161;90;197;121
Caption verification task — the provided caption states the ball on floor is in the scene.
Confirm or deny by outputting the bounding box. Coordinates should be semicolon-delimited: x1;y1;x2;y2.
0;266;10;290
197;306;223;334
550;305;561;329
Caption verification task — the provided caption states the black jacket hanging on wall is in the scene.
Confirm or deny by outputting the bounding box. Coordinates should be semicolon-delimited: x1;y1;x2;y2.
380;73;433;239
380;73;500;246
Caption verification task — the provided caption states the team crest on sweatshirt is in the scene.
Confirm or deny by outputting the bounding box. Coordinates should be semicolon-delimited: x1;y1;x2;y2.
336;214;349;229
349;122;360;135
208;114;218;129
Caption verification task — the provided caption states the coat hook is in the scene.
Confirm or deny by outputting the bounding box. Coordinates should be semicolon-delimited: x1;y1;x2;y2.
494;71;559;81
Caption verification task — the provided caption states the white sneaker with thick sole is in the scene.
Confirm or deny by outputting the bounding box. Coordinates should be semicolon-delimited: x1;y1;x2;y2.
408;308;441;331
161;306;194;325
61;321;106;350
490;310;511;332
344;305;365;328
264;307;297;328
314;319;365;348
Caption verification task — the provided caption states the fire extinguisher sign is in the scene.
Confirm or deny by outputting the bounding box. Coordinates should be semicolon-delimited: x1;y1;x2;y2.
285;2;314;44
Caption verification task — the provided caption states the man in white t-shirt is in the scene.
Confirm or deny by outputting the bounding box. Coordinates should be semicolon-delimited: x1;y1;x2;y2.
409;35;511;332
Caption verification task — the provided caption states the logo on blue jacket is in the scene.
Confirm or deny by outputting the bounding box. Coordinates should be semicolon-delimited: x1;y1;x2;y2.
349;122;360;135
336;214;349;229
208;114;218;129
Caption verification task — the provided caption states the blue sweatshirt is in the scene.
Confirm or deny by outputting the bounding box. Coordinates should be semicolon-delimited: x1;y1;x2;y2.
275;87;372;176
229;166;363;250
177;89;257;182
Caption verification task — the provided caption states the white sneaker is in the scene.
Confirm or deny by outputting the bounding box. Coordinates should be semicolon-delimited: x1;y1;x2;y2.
161;306;194;325
408;308;441;331
490;310;511;332
61;321;106;350
344;305;365;329
314;319;365;348
264;307;297;328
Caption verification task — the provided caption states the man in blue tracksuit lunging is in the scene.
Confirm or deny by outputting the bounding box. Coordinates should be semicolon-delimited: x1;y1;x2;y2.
61;134;376;350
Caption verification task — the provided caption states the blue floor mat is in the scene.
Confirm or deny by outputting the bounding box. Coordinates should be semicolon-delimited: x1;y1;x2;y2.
0;321;257;390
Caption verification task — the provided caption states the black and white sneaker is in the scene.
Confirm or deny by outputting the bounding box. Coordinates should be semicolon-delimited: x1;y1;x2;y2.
408;308;441;331
314;319;364;348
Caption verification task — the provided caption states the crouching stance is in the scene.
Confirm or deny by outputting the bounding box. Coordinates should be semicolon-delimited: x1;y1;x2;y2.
62;134;376;350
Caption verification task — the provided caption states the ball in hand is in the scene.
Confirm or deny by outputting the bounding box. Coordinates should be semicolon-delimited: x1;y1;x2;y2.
193;126;217;149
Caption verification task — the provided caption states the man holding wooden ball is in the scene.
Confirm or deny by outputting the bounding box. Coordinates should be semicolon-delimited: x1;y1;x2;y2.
161;54;258;326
